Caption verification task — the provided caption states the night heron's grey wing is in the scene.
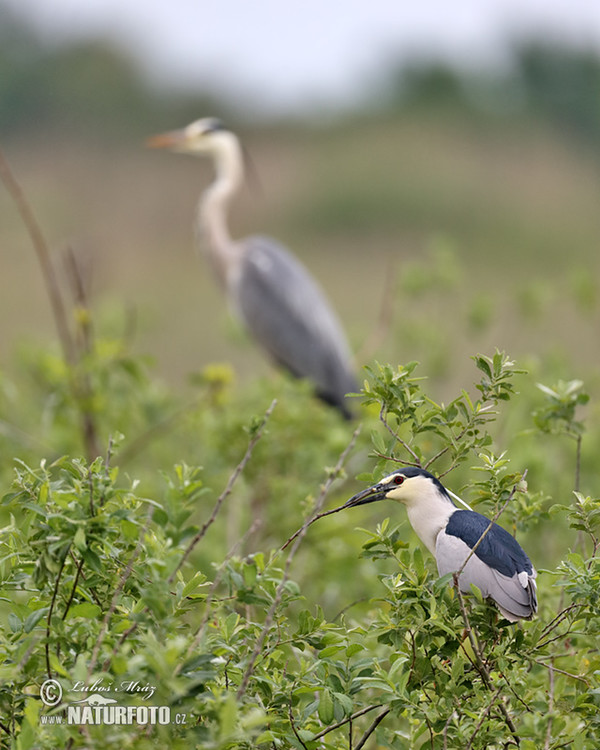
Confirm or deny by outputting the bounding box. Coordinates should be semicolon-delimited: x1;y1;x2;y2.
233;236;357;416
436;511;537;621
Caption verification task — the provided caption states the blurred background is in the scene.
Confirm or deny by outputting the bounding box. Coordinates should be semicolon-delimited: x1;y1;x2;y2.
1;0;599;396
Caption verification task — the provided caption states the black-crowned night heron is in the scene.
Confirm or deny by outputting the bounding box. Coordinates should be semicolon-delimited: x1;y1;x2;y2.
342;466;537;622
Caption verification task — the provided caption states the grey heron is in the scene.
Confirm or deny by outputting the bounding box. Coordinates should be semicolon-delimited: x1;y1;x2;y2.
343;467;537;621
147;117;357;418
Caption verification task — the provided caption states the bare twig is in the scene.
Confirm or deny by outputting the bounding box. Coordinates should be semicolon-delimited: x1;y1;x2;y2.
173;519;262;678
288;700;309;750
574;434;582;494
280;504;345;551
100;621;139;675
355;256;398;363
353;707;391;750
455;471;527;581
379;405;421;465
442;710;457;750
64;246;94;355
87;505;154;679
168;399;276;584
115;397;202;466
465;686;503;750
87;466;95;517
454;578;490;689
310;704;383;741
0;147;102;459
543;663;555;750
100;408;272;676
531;658;589;685
61;555;85;621
0;147;74;365
453;578;520;745
63;248;101;459
46;548;70;678
237;426;361;699
539;603;583;640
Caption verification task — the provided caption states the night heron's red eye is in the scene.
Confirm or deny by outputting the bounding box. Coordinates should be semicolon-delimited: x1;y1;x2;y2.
393;475;404;485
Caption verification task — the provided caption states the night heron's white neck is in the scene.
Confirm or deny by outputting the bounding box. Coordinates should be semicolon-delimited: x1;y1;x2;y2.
196;133;244;287
395;476;456;555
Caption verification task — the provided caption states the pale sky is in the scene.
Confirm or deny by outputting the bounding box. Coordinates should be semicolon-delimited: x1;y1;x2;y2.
4;0;600;114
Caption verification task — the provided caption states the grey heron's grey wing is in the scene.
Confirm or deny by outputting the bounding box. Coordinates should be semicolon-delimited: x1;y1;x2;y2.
436;521;537;621
233;236;357;414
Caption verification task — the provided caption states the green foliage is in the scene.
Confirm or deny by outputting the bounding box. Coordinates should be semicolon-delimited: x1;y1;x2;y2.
533;379;589;438
1;327;600;748
1;150;600;746
361;351;525;477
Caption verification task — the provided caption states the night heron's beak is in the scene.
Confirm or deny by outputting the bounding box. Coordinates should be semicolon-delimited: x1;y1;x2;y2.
342;483;387;509
145;129;188;149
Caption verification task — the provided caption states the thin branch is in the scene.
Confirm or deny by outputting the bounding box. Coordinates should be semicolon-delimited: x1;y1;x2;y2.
237;426;361;699
574;434;582;494
531;658;589;685
453;578;520;745
288;700;309;750
87;466;95;517
379;404;421;465
310;704;384;741
442;710;457;750
101;410;272;676
454;578;490;689
115;397;202;466
168;399;276;584
45;547;70;678
87;505;154;679
543;663;555;750
0;147;74;365
353;707;391;750
61;554;85;620
100;621;139;675
0;147;102;459
455;472;527;580
355;256;398;363
539;603;583;640
173;519;262;678
64;246;94;358
66;549;102;608
63;248;101;460
465;686;503;750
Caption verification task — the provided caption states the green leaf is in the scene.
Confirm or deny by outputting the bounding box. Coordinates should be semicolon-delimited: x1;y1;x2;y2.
318;689;334;724
73;526;86;551
333;691;353;716
65;602;102;619
182;571;208;598
24;607;48;633
81;547;102;572
346;643;364;657
8;613;22;632
120;519;139;540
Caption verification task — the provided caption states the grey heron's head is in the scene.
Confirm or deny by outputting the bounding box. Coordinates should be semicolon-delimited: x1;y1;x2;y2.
146;117;237;158
342;467;452;510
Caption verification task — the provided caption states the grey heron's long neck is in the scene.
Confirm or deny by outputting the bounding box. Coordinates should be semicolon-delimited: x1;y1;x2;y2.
196;140;244;287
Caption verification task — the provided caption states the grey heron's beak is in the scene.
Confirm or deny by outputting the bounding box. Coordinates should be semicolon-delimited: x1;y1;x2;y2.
145;129;189;150
341;483;387;509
